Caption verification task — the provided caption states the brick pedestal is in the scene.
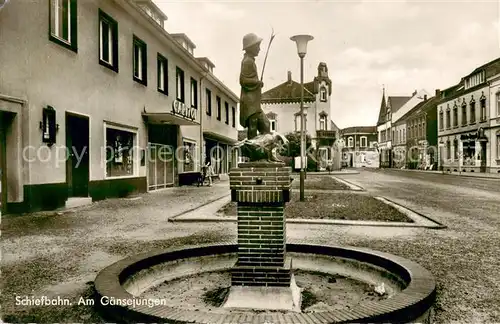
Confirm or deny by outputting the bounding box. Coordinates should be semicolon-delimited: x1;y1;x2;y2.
229;162;292;287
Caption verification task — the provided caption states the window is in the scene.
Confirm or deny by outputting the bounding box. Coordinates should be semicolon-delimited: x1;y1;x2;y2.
348;137;354;148
190;78;198;108
49;0;77;51
461;103;467;126
403;129;406;142
216;96;221;121
446;140;451;159
98;10;118;72
497;133;500;159
453;104;458;127
497;92;500;116
225;101;229;124
133;36;147;85
480;98;486;121
446;109;450;129
360;136;367;148
270;119;276;132
439;110;444;130
295;114;302;131
157;54;168;94
176;67;185;102
454;139;458;160
470;101;476;123
319;118;326;130
182;139;196;172
320;87;327;102
232;106;236;128
105;126;136;177
206;89;212;116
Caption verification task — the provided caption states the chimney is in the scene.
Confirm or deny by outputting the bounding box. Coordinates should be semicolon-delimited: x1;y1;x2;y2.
424;94;427;100
412;90;417;96
435;89;441;98
287;71;292;83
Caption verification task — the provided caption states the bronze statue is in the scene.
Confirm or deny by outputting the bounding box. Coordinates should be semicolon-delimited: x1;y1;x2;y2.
236;32;289;163
239;33;271;139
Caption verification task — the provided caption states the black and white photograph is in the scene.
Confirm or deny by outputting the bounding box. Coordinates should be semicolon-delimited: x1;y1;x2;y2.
1;0;500;323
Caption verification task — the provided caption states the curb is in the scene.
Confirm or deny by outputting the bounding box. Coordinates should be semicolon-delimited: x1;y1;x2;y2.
330;176;365;191
167;194;231;222
379;196;447;229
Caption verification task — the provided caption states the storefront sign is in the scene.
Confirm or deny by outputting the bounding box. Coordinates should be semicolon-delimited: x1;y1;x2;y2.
172;100;196;121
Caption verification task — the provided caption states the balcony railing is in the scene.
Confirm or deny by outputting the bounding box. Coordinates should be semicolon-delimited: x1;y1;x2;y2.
316;130;337;139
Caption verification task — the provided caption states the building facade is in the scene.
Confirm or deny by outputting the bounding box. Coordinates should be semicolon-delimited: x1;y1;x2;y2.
261;63;341;170
437;58;500;173
376;88;430;168
405;94;439;170
487;73;500;173
0;0;238;214
340;126;379;168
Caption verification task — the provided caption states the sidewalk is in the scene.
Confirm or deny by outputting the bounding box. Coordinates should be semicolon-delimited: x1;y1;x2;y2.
394;168;500;179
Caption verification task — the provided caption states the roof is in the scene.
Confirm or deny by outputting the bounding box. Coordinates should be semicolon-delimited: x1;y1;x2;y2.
395;96;439;124
465;56;500;78
135;0;168;20
377;89;387;125
262;80;316;104
387;96;412;113
170;33;197;49
330;120;340;132
341;126;377;134
196;57;215;69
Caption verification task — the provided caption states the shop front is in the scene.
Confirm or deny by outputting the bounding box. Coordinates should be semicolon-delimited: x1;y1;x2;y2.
203;132;237;176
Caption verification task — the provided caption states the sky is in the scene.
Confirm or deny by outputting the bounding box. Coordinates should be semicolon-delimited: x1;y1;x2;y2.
153;0;500;129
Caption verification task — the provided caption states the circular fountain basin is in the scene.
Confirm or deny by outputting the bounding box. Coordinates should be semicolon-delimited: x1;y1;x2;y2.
94;243;436;323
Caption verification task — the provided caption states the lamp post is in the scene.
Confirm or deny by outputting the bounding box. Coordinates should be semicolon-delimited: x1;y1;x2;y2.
291;34;313;202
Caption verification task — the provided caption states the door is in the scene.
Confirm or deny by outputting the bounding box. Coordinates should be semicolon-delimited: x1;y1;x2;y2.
480;141;487;173
66;113;89;197
148;143;174;190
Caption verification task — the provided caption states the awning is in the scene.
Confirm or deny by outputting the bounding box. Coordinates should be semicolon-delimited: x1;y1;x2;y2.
203;131;237;145
142;112;199;126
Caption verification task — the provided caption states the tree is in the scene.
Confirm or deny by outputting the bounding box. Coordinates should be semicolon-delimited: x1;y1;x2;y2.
280;132;312;157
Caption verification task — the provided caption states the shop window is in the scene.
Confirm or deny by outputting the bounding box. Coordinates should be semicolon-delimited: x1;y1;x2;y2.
183;140;196;172
157;53;168;94
133;35;147;85
176;67;185;102
206;89;212;116
106;126;136;177
190;78;198;108
49;0;77;52
98;9;118;72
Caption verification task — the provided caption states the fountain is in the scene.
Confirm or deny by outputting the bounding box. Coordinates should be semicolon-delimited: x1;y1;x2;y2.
93;32;436;323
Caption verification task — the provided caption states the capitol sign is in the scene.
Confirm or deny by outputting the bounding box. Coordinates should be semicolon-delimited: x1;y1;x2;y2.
172;100;196;121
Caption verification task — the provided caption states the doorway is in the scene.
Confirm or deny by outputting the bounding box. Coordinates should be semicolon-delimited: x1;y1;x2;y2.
66;113;89;197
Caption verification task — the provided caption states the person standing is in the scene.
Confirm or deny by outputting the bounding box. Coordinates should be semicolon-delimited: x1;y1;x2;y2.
239;33;271;140
205;160;214;187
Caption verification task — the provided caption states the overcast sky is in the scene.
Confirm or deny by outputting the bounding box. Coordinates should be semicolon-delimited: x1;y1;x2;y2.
153;0;500;129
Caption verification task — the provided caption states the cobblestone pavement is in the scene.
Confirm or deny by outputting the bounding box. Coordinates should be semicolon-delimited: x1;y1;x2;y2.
2;171;500;323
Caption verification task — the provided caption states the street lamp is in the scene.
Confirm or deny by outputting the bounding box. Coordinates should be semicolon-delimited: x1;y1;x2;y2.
290;34;313;202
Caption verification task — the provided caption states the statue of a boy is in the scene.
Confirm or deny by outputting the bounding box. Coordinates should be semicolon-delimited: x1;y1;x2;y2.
239;33;271;140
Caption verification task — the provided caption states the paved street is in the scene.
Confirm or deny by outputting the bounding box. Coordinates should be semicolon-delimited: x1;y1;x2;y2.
2;170;500;323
